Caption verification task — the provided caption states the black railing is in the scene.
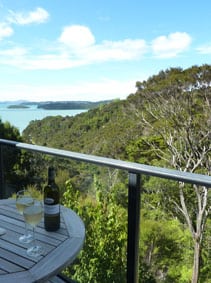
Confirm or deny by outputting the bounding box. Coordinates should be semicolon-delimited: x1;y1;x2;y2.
1;138;211;283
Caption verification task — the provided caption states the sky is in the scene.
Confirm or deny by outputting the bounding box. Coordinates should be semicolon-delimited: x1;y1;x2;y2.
0;0;211;102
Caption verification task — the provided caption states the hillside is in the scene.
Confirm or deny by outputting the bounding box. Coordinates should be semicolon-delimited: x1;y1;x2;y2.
22;98;142;159
22;64;211;162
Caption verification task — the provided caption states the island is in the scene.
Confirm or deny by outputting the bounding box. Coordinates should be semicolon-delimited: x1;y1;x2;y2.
7;105;30;109
36;100;113;110
5;100;115;110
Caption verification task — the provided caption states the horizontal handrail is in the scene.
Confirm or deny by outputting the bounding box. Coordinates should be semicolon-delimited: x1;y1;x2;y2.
1;138;211;187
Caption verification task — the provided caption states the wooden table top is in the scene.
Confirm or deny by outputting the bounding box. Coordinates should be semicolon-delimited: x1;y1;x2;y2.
0;198;85;283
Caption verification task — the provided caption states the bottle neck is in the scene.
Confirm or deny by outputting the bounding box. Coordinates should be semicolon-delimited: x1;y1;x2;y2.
48;177;55;185
48;167;55;184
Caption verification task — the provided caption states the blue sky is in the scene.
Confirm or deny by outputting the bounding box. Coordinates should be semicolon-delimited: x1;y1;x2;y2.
0;0;211;102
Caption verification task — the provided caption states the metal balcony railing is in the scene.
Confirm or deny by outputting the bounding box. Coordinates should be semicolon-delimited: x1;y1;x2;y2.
1;138;211;283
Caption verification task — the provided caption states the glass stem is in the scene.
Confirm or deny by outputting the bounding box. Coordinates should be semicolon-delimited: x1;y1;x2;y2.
32;227;36;246
25;222;29;236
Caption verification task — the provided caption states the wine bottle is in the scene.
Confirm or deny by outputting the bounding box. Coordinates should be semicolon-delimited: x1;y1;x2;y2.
44;166;60;231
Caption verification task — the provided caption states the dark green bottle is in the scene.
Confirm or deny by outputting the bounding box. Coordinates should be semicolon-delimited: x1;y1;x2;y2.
44;167;60;231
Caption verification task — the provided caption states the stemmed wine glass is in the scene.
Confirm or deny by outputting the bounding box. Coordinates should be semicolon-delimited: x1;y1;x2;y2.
23;199;43;257
16;190;34;243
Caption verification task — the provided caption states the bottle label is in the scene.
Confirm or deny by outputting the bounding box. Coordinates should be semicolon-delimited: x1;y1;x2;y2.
44;198;60;214
44;204;60;214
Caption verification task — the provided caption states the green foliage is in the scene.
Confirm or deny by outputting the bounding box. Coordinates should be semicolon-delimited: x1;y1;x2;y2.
0;119;23;192
63;178;127;283
142;177;200;225
140;205;193;283
62;173;196;283
0;119;21;140
140;263;156;283
22;99;140;159
199;218;211;283
11;184;43;200
126;136;166;164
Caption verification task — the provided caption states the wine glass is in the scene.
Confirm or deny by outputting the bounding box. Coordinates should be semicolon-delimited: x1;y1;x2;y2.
16;190;34;243
23;199;43;257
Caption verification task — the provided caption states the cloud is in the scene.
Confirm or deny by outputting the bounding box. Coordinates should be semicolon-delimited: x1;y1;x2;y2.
0;24;147;70
56;25;148;67
7;7;49;25
23;38;147;69
0;47;27;56
59;25;95;48
96;39;147;61
0;22;13;40
196;44;211;54
151;32;192;58
58;25;147;62
0;24;191;70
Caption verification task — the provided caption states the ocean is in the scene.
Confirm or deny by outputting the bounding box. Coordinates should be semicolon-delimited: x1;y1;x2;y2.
0;102;87;134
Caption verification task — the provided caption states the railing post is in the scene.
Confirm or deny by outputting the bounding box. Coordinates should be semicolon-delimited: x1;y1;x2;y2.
0;144;4;199
127;172;141;283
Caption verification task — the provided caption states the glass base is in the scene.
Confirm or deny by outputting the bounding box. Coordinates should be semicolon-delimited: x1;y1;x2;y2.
19;233;33;243
27;245;43;257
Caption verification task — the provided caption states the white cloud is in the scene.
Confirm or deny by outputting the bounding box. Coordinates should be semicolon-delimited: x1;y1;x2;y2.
0;22;13;40
196;44;211;54
0;47;27;56
7;7;49;25
59;25;95;48
17;54;84;70
151;32;192;58
95;39;147;61
0;25;191;70
0;24;148;70
58;25;147;63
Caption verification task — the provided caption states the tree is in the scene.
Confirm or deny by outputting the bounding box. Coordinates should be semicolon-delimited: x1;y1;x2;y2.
0;119;23;194
140;208;192;282
0;119;21;141
134;66;211;283
62;177;127;283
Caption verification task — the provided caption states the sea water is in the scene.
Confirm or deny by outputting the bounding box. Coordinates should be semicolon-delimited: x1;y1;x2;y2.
0;102;86;134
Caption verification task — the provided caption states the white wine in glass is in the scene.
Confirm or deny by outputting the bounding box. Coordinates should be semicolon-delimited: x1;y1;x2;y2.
24;206;43;227
16;190;34;243
23;200;43;257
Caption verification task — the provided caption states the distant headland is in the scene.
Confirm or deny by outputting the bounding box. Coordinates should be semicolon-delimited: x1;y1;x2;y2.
6;100;114;110
7;105;30;109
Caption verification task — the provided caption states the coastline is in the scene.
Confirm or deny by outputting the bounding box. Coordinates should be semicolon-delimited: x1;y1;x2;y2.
0;103;87;134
